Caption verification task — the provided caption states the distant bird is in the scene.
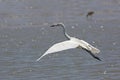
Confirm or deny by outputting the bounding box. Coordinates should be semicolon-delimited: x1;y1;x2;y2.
86;11;94;17
36;23;101;61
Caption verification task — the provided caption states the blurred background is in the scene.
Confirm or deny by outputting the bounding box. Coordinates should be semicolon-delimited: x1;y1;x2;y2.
0;0;120;80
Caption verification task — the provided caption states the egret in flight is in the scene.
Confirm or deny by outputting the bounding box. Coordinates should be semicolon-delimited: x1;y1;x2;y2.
36;23;101;61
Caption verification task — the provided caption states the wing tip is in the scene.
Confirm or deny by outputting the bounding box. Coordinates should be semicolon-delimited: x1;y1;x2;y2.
92;48;100;54
36;58;40;62
36;56;43;62
95;56;102;61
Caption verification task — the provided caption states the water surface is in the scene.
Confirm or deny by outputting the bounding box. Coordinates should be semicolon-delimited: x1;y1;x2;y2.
0;0;120;80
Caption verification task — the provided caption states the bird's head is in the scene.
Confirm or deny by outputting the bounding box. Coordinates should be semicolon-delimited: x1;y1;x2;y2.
50;23;65;27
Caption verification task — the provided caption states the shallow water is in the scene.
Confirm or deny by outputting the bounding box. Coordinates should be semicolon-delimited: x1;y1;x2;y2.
0;0;120;80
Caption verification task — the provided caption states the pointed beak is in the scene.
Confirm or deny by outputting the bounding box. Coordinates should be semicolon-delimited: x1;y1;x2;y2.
50;25;56;27
50;24;59;27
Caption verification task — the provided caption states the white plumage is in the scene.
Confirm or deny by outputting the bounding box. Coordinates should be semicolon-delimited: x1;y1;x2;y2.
36;23;101;61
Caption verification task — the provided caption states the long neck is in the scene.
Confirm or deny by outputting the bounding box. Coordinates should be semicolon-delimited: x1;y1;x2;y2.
61;25;71;39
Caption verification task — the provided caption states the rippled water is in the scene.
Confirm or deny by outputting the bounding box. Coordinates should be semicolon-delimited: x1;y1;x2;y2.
0;0;120;80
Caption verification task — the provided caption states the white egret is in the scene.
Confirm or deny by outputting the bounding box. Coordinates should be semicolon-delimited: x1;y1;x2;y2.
36;23;101;61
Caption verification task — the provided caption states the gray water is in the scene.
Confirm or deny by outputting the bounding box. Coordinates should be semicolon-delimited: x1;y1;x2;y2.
0;0;120;80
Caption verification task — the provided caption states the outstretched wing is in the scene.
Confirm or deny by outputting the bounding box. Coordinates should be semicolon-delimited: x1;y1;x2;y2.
78;40;100;54
36;40;79;61
78;40;101;61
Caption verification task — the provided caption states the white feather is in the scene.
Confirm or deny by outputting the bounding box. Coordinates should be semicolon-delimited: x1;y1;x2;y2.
36;23;101;61
36;40;79;61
